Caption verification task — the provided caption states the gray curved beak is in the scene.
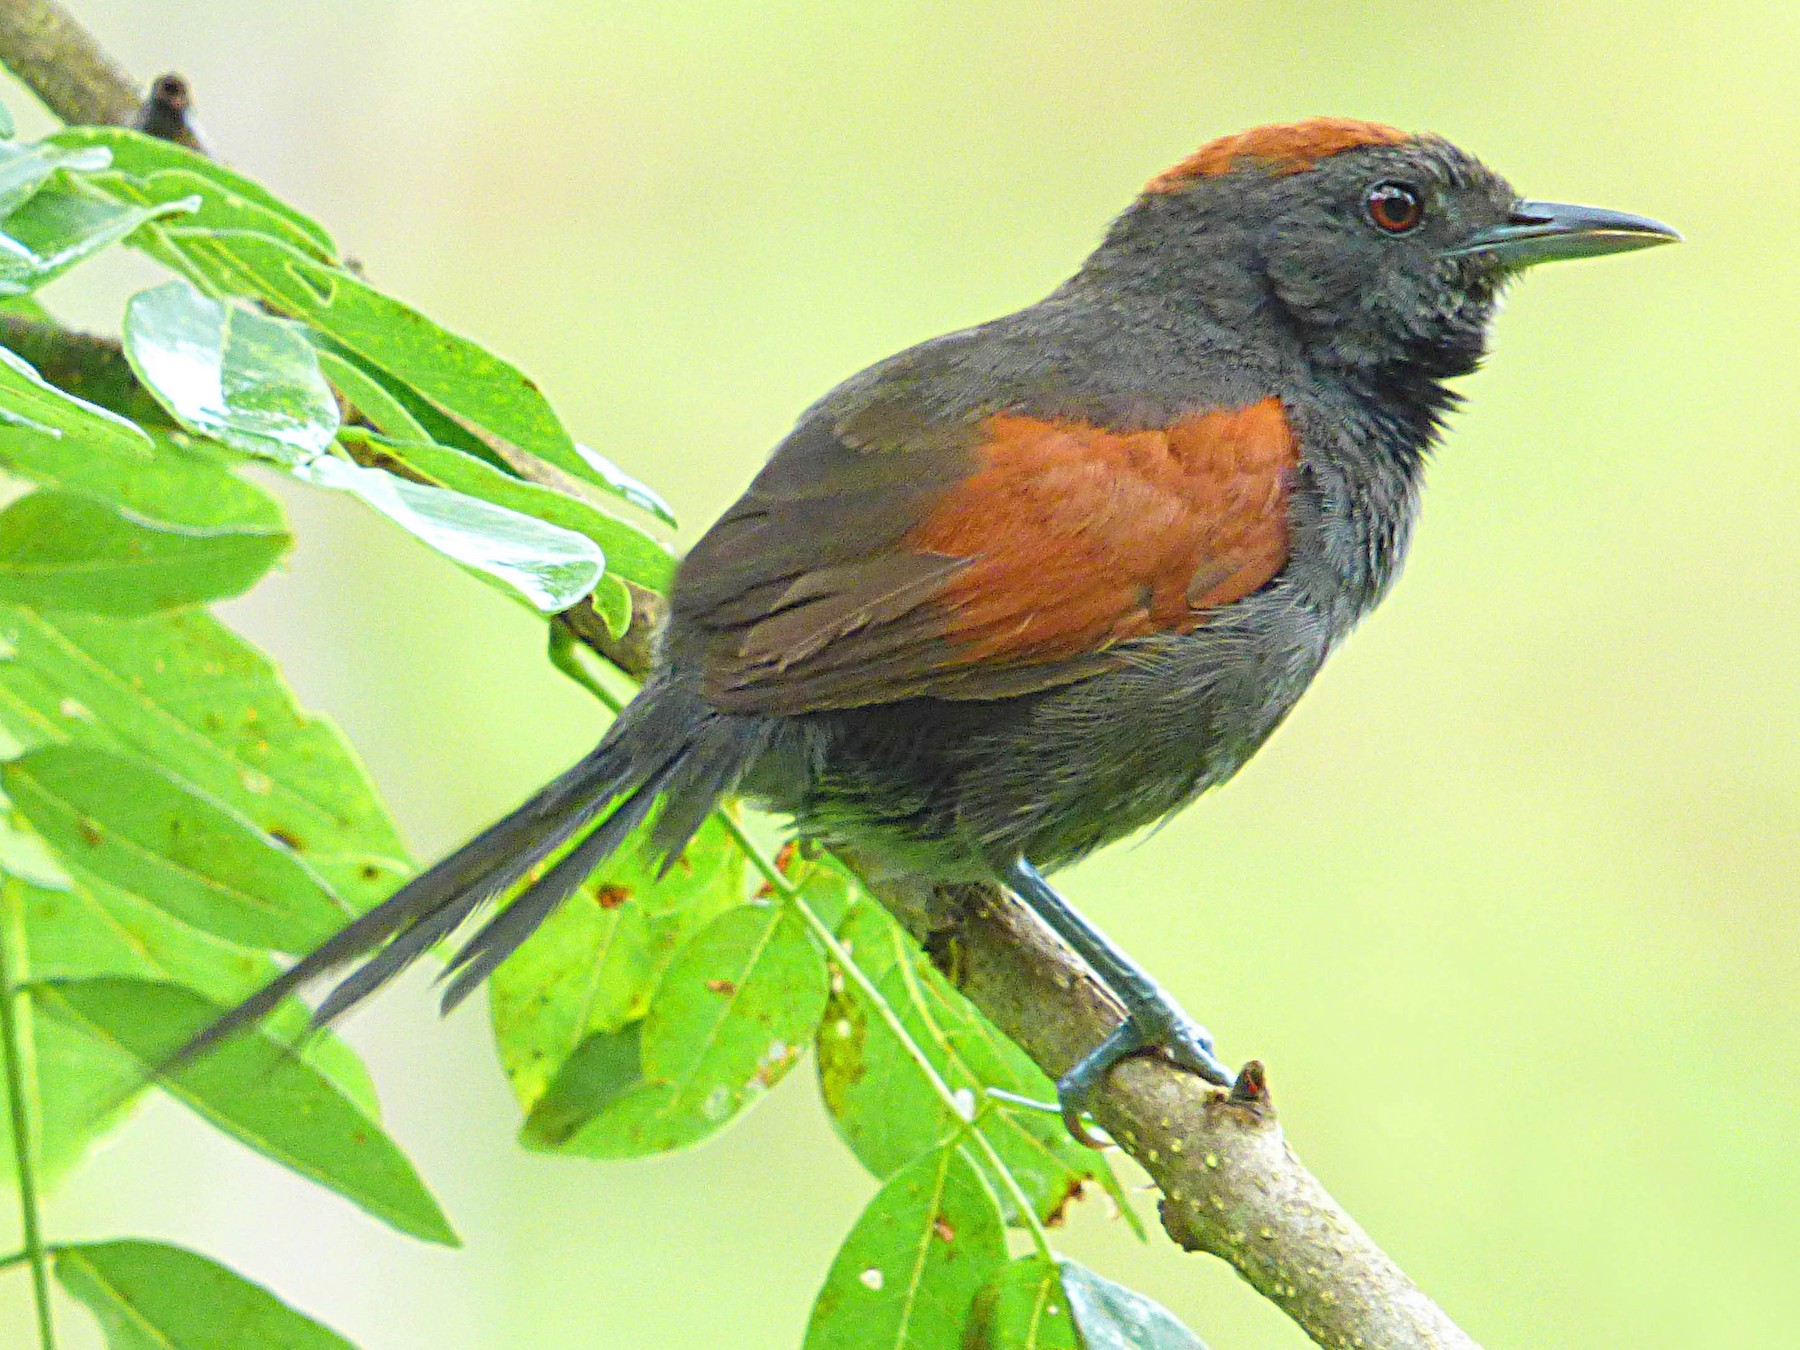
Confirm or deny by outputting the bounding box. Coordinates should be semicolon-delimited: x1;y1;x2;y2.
1447;200;1681;266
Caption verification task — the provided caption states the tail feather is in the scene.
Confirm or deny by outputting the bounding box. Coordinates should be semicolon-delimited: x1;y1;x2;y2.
649;732;755;876
435;755;682;1013
302;747;661;1030
309;890;481;1028
163;679;755;1074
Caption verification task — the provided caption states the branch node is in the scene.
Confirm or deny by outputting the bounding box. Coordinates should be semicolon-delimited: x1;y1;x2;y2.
1230;1058;1271;1107
132;71;203;148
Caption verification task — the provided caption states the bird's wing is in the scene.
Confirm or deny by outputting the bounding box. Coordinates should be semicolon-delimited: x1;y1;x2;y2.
675;396;1298;714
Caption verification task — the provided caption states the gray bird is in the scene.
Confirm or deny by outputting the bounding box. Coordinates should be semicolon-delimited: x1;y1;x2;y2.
186;118;1678;1138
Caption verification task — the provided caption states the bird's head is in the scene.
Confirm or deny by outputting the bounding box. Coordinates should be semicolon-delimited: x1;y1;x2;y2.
1086;118;1678;382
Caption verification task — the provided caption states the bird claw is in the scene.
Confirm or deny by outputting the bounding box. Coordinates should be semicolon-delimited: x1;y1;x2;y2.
1052;1001;1234;1148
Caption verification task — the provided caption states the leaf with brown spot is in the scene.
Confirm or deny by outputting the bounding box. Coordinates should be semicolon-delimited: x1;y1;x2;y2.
530;899;828;1156
817;898;1139;1233
806;1144;1005;1350
4;742;350;954
490;811;744;1111
0;602;409;909
964;1257;1079;1350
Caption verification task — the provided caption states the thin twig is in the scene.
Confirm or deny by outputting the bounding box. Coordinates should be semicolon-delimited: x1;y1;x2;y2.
0;9;1487;1346
1;880;59;1349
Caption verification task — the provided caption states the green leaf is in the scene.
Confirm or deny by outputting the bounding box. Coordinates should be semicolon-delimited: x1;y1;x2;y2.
0;187;197;295
48;125;336;258
533;898;829;1154
0;293;51;321
806;1144;1007;1350
0;343;287;533
0;870;378;1184
122;283;604;609
16;859;268;998
13;868;377;1113
133;228;605;488
33;976;458;1244
3;742;351;953
295;454;605;614
339;427;678;593
591;573;634;637
0;490;288;614
315;347;432;441
130;428;292;531
965;1257;1079;1350
490;811;744;1111
0;339;153;461
0;604;410;909
92;165;335;260
1058;1260;1211;1350
0;140;109;218
818;898;1133;1228
122;280;341;464
57;1239;358;1350
512;1022;644;1149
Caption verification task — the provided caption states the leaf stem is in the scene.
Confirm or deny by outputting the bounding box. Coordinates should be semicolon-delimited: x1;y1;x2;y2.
717;813;1057;1263
0;1243;60;1275
0;878;59;1349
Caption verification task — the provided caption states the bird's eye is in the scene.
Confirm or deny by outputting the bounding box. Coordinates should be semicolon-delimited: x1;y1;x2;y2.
1365;182;1424;235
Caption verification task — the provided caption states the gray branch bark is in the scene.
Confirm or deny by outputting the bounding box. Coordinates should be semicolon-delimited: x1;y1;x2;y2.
0;5;1484;1346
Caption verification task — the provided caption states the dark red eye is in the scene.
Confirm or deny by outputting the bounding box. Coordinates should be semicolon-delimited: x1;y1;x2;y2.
1366;181;1424;234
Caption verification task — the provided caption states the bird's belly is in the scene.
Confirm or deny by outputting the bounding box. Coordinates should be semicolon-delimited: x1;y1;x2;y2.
755;585;1334;879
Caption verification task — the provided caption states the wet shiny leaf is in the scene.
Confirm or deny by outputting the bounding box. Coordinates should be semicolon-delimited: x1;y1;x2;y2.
139;228;603;489
122;280;341;465
0;139;110;218
0;187;197;295
575;442;678;527
296;454;605;613
1058;1260;1211;1349
340;427;677;593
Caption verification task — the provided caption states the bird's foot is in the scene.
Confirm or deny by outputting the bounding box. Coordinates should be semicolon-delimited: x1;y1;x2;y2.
1054;994;1233;1147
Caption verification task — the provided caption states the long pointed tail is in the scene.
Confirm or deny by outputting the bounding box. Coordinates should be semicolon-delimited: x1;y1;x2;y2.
175;681;746;1064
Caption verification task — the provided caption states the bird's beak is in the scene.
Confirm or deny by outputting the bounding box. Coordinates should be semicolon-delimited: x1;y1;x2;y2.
1446;200;1681;266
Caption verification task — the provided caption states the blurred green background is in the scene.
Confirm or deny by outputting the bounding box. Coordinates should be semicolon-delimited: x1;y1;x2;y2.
2;1;1796;1346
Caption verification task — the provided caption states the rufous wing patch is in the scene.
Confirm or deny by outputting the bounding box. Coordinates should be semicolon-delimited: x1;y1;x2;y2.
1146;117;1409;192
905;398;1298;665
698;400;1298;714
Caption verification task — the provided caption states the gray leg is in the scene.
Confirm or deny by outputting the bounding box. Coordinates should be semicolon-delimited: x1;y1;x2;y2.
1005;857;1233;1143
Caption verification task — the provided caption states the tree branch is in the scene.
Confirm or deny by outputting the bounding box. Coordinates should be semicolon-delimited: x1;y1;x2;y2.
0;8;1484;1347
0;0;136;126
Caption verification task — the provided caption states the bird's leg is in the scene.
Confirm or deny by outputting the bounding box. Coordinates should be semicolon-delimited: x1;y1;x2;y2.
1004;857;1234;1144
